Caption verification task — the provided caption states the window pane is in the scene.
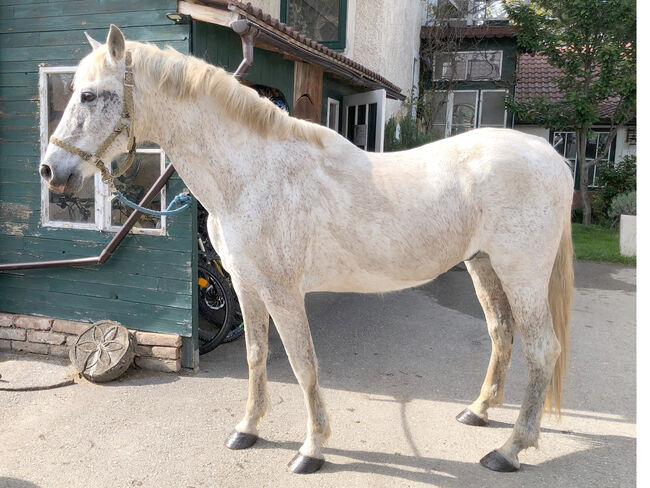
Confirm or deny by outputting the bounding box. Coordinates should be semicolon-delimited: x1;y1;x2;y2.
111;152;162;229
48;179;95;223
565;132;577;159
552;132;566;156
367;102;377;152
451;91;476;127
288;0;339;42
479;91;506;127
586;132;599;159
46;71;96;224
467;51;501;80
435;53;466;80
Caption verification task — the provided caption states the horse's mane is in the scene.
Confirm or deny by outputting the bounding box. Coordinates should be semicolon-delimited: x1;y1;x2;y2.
79;41;329;147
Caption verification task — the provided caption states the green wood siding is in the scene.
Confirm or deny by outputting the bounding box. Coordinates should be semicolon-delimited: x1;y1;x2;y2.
192;21;295;114
0;1;194;338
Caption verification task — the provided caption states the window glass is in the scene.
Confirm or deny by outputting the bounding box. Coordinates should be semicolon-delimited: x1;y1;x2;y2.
111;152;163;229
40;67;166;234
288;0;340;42
467;52;501;80
479;91;506;127
46;71;96;224
433;51;501;81
450;91;477;135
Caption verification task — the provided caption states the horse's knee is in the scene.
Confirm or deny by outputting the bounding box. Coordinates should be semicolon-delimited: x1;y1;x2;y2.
247;344;267;369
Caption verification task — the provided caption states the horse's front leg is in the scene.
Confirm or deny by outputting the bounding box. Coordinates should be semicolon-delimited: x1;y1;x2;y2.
225;291;270;450
264;290;331;474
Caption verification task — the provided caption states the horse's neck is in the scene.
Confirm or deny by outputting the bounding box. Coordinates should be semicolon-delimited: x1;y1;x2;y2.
132;77;262;210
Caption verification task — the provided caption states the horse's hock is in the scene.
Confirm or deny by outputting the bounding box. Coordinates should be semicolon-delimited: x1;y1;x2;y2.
0;312;183;373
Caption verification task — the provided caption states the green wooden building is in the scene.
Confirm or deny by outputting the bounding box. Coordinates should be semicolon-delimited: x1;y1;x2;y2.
0;0;403;367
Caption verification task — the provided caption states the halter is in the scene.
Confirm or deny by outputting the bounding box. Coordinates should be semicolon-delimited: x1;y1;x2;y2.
49;51;137;190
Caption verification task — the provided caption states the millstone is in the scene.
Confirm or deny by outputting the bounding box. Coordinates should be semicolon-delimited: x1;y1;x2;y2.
70;320;134;383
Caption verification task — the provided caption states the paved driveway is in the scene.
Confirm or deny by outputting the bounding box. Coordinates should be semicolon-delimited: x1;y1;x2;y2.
0;261;636;488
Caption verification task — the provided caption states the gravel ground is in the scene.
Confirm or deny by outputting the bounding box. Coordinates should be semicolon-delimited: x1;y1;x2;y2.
0;261;636;488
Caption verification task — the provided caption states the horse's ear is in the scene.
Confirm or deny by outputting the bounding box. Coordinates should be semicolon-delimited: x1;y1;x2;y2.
84;32;102;50
106;24;125;64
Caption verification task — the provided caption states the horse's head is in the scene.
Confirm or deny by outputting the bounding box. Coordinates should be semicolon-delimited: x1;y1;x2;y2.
40;25;131;194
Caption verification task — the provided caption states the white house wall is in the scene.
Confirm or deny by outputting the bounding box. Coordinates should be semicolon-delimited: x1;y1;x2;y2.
246;0;422;119
346;0;422;118
614;126;636;160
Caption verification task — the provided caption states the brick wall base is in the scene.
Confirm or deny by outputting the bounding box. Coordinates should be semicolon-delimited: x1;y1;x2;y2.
0;312;182;373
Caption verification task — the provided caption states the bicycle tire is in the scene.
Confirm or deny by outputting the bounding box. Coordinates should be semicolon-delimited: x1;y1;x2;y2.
222;320;245;343
198;263;236;354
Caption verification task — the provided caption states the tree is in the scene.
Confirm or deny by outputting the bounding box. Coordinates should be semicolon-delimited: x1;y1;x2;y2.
505;0;636;225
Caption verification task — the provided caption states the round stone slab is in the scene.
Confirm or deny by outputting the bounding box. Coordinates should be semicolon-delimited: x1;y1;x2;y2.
70;320;134;383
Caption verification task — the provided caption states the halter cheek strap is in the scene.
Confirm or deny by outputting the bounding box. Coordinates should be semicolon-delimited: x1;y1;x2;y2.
49;50;137;189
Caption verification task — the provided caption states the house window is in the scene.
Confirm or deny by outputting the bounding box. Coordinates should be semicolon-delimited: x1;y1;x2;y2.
430;89;507;137
552;130;613;187
326;97;340;132
39;67;166;235
434;51;502;81
281;0;347;50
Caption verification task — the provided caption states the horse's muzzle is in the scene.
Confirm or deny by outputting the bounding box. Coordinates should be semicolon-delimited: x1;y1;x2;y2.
40;163;83;195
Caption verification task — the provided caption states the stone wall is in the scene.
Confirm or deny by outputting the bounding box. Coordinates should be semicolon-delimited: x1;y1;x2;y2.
0;313;182;373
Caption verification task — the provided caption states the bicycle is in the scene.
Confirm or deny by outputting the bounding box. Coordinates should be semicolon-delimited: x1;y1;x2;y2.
197;204;245;354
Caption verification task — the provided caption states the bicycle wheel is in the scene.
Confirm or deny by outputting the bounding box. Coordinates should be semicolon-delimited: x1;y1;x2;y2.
197;263;236;354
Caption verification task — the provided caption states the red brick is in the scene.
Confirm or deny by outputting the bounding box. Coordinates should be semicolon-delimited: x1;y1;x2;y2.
52;319;90;335
0;313;13;327
0;328;26;341
0;339;11;350
134;356;181;372
12;341;49;355
14;315;52;331
49;344;70;358
134;331;182;348
27;330;66;345
151;346;180;360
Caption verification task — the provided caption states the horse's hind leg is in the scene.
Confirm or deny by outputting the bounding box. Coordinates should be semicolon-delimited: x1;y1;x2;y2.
480;279;560;472
263;290;330;474
225;291;270;450
457;254;515;426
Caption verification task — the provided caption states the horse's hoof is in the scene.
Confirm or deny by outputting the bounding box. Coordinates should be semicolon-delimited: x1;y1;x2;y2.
225;431;258;450
456;408;487;426
480;450;519;472
288;453;325;474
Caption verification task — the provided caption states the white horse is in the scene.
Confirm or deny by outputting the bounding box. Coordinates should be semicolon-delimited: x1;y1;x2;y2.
40;26;574;474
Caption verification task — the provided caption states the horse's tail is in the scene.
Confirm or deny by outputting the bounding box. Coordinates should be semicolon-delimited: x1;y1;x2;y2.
546;213;574;416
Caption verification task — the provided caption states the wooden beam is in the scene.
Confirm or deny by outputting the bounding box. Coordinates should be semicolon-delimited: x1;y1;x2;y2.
177;1;237;27
293;61;323;124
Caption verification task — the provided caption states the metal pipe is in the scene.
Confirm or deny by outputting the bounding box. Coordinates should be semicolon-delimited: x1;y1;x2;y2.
230;19;259;80
0;164;178;271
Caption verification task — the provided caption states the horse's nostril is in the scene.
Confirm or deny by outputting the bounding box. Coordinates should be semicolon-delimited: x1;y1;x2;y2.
40;164;53;181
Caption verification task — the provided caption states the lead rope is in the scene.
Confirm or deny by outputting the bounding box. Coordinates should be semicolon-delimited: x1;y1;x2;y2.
49;50;192;218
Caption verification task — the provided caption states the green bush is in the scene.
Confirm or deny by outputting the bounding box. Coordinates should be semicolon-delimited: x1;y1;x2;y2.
384;112;437;152
608;190;636;226
591;155;636;225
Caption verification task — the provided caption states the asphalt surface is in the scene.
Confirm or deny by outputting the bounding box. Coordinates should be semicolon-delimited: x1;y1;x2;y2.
0;261;636;488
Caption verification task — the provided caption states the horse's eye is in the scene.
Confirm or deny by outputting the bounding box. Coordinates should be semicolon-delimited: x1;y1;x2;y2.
81;91;96;103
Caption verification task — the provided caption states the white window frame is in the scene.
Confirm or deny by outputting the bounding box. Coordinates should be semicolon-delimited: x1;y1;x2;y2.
552;129;612;187
326;97;340;132
433;50;503;81
39;66;166;235
478;89;508;128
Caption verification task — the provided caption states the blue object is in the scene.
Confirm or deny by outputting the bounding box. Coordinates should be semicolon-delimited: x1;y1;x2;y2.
114;190;192;217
